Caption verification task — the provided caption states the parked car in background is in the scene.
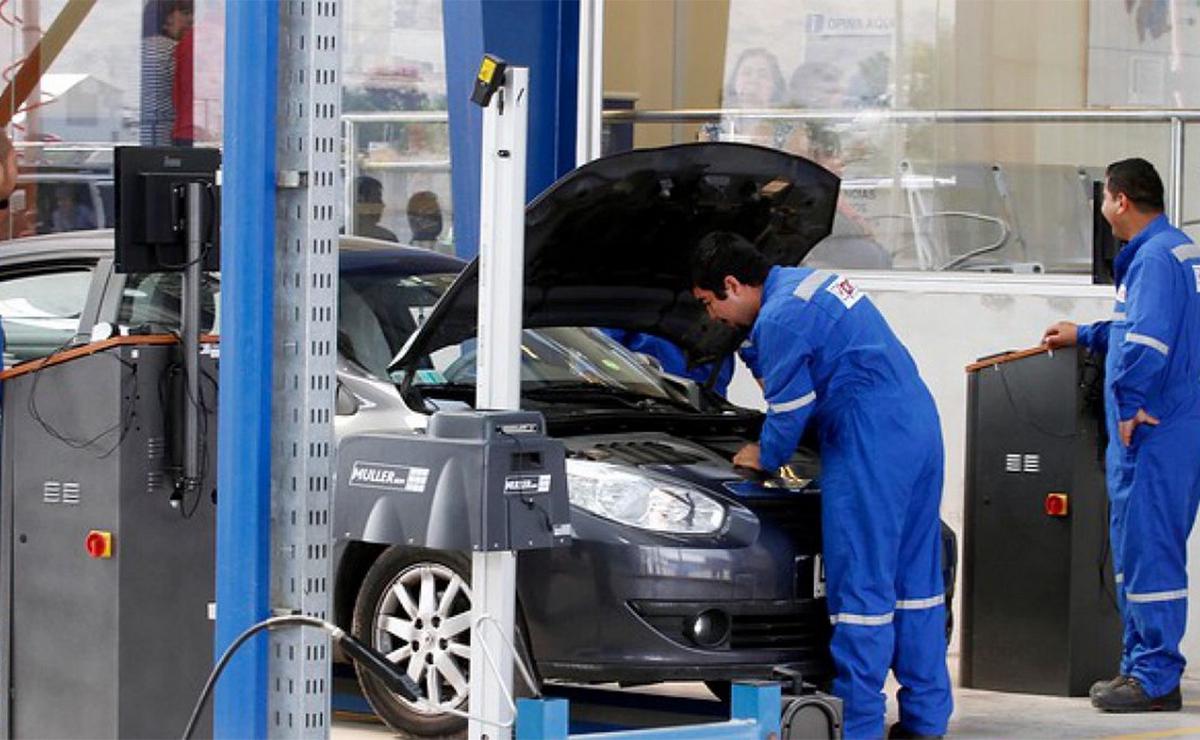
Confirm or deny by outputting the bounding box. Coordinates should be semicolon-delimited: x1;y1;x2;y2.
0;167;113;242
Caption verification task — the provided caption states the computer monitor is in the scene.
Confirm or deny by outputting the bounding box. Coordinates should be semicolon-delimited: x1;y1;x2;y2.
114;146;220;274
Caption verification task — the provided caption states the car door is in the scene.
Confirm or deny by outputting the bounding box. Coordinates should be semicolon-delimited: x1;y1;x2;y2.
0;257;107;368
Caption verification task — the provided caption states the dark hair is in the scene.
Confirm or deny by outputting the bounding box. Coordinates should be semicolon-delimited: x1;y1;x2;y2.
690;231;772;298
1105;158;1164;213
356;175;384;204
141;0;193;38
724;48;786;108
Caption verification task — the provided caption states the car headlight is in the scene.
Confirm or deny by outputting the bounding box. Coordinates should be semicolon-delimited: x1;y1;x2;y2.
565;459;726;534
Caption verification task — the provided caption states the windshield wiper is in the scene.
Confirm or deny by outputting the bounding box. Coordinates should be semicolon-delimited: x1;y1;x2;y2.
524;382;695;412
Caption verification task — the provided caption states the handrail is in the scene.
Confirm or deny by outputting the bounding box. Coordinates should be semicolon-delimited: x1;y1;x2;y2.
341;111;448;124
601;107;1196;228
600;107;1200;124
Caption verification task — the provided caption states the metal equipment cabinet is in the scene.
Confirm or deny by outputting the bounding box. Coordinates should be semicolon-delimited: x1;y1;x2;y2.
961;346;1121;696
0;342;217;738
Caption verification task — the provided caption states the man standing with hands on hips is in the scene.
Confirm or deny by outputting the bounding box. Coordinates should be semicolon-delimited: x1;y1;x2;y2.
691;231;952;739
1043;158;1200;712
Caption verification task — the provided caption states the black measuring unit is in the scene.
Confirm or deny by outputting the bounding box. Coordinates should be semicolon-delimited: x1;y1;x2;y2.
470;54;508;107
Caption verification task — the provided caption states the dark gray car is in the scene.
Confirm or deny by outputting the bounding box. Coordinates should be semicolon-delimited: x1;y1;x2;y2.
0;143;957;739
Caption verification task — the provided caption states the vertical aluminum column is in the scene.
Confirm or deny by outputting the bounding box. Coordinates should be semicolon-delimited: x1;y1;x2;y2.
1169;117;1185;227
270;0;342;735
470;66;529;740
575;0;604;166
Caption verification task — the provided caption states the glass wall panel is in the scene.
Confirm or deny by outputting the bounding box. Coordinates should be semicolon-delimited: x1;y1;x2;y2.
342;0;452;252
0;0;453;251
603;0;1198;276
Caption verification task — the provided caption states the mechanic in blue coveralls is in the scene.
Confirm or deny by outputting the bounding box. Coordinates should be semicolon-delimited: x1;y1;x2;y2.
691;231;952;739
601;329;735;396
1043;158;1200;713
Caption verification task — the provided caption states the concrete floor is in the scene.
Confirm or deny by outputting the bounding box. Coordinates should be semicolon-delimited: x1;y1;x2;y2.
331;659;1200;739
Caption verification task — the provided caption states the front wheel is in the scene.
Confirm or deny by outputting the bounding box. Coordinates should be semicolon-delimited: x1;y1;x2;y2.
351;546;538;737
353;547;474;737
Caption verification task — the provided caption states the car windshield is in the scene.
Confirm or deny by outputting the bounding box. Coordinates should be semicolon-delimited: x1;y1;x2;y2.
341;268;673;401
414;326;673;400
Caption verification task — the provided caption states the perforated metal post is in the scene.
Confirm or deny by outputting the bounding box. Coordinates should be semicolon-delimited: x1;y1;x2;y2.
270;0;342;735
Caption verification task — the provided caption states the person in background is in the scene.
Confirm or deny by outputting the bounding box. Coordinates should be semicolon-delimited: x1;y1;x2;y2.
699;47;808;155
1043;158;1200;713
353;176;398;242
50;189;96;233
406;190;446;253
139;0;193;146
171;10;195;146
801;124;892;270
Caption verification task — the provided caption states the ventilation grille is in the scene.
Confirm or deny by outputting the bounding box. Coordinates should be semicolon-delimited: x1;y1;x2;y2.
42;481;60;504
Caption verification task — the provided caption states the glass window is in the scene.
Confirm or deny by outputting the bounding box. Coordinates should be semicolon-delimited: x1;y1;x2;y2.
602;0;1192;275
0;267;93;366
117;272;220;334
342;0;453;254
338;270;457;379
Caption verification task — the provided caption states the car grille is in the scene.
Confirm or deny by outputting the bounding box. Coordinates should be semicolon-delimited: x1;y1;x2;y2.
631;599;831;654
729;608;832;650
581;439;707;466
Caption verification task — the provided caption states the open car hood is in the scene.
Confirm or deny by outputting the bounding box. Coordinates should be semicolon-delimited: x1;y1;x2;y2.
393;142;839;373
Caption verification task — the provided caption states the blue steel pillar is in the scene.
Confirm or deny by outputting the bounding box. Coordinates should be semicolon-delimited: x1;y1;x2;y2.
443;0;580;259
215;0;277;737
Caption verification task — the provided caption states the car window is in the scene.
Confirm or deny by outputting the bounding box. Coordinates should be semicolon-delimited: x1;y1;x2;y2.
118;272;220;334
0;267;93;367
417;326;673;400
339;271;456;378
37;182;99;235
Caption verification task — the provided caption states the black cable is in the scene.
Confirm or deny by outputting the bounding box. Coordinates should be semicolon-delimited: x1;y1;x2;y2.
182;614;423;740
182;615;327;740
26;336;139;457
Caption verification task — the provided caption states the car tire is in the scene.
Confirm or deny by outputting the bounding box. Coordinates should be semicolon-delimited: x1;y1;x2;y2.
351;546;538;738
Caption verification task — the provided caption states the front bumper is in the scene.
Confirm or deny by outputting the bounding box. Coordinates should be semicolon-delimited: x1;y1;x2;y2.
517;503;833;684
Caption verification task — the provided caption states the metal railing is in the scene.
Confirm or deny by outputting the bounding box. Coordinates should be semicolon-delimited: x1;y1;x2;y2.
601;107;1200;228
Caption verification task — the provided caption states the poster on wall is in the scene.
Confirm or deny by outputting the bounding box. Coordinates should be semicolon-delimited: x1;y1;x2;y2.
722;0;896;114
1087;0;1200;107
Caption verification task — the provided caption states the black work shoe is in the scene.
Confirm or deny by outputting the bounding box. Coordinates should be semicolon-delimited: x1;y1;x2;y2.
1090;674;1132;702
887;722;943;739
1092;677;1182;713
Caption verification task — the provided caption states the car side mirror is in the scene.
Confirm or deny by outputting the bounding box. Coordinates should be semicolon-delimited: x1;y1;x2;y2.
335;381;360;416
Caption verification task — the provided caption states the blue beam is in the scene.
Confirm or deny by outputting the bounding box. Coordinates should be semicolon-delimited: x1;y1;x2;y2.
215;0;278;737
443;0;580;259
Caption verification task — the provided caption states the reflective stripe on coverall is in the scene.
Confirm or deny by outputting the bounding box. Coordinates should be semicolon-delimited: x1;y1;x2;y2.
751;266;952;738
1078;214;1200;698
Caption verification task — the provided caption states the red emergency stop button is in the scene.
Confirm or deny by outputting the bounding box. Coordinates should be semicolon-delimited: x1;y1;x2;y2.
85;530;113;559
1044;493;1069;517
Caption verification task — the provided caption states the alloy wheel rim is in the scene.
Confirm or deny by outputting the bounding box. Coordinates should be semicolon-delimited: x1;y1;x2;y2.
373;562;473;715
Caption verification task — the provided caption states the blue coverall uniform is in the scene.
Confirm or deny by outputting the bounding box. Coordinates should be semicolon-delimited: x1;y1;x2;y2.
601;329;735;397
751;266;952;738
1077;214;1200;699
